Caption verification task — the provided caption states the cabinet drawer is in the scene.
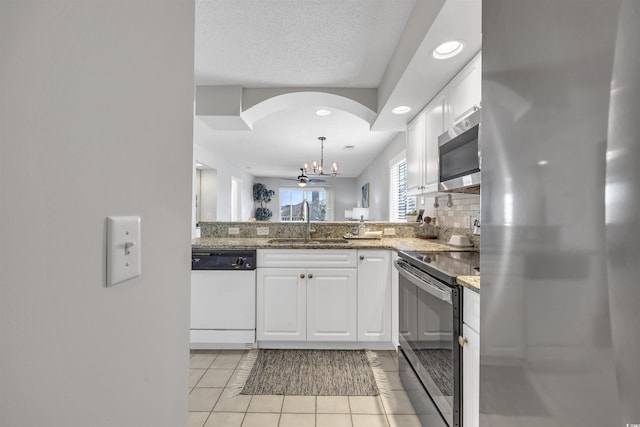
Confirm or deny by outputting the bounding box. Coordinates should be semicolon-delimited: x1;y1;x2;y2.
463;287;480;333
257;249;357;268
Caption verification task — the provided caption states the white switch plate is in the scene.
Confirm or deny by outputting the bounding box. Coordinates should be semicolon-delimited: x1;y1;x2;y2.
228;227;240;235
256;227;269;236
383;228;396;236
107;216;141;287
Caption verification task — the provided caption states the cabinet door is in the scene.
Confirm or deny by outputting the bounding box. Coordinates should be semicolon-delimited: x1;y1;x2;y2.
257;268;306;341
462;324;480;427
307;268;357;341
449;52;482;125
357;250;392;342
406;111;426;195
424;88;448;194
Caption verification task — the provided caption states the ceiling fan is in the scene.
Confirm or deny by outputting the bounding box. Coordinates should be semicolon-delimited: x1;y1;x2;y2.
282;168;326;187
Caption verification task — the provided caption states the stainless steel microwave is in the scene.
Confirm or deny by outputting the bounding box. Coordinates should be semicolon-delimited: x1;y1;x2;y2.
438;108;481;193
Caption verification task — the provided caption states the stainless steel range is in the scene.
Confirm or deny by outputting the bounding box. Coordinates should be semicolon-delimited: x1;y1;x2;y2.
394;250;479;427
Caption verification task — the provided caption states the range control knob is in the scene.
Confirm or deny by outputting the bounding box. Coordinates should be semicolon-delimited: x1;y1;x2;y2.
235;257;245;267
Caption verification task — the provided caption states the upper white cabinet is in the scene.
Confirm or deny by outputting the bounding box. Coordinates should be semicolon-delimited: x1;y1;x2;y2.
357;250;392;342
448;52;482;125
406;111;427;195
406;51;481;196
424;87;449;194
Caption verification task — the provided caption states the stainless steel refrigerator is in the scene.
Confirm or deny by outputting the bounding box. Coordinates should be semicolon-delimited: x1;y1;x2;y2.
481;0;639;425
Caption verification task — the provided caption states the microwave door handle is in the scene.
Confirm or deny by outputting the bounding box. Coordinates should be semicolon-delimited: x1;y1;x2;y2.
394;261;452;304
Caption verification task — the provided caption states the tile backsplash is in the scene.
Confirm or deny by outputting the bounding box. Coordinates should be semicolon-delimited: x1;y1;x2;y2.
432;195;480;229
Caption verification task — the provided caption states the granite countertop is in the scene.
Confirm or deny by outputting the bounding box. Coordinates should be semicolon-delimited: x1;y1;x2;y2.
192;237;480;292
192;237;463;252
457;275;480;293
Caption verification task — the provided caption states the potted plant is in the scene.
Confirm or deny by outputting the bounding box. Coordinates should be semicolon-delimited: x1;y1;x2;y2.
406;210;419;222
253;183;275;221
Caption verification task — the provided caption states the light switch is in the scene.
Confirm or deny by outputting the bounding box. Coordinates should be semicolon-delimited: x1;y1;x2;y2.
107;216;141;287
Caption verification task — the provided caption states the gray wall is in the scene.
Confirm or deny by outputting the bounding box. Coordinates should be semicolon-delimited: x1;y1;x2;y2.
356;133;404;220
0;1;194;426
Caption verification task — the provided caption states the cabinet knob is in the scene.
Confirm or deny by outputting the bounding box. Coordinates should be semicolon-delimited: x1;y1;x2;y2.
458;336;468;347
300;273;305;279
359;255;365;260
307;273;313;279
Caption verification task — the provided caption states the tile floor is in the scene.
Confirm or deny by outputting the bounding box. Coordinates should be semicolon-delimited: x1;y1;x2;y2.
188;350;422;427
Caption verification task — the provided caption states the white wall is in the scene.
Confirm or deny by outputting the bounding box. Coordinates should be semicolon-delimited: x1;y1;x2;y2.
253;176;358;221
356;133;406;220
193;118;255;225
0;2;194;426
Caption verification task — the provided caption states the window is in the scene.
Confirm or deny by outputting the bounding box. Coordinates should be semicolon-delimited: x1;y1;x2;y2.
390;154;416;221
280;188;328;222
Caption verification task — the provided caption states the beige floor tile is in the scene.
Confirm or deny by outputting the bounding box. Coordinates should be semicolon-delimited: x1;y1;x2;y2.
377;356;398;372
189;387;223;412
316;413;352;427
211;353;243;369
189;369;207;387
387;414;422;427
241;412;280;427
380;390;416;414
247;395;284;413
278;413;315;427
198;369;234;388
188;412;210;427
190;354;218;369
204;412;245;427
380;371;404;391
213;390;252;412
316;396;350;413
348;396;385;414
282;395;316;413
351;414;389;427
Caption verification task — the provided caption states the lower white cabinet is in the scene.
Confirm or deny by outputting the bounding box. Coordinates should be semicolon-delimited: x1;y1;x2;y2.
256;249;392;346
462;288;480;427
462;323;479;427
257;267;357;341
357;250;391;342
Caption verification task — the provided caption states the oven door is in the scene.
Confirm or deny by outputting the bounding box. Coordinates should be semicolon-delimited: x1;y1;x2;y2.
395;260;461;427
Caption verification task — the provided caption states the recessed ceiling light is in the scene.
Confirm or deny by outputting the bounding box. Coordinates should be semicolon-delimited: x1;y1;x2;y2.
432;40;464;60
537;160;548;166
392;105;412;115
316;109;331;116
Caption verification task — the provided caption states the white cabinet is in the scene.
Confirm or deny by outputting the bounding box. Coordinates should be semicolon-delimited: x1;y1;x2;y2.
257;268;306;341
461;287;480;427
405;51;481;196
424;87;449;194
257;250;358;342
257;249;393;346
448;52;482;125
357;250;392;342
307;268;358;341
406;111;427;195
462;323;480;427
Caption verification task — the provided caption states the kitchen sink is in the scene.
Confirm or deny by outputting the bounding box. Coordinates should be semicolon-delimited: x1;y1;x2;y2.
267;238;348;245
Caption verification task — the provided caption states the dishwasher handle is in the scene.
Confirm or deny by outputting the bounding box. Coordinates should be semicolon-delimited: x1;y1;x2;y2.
394;260;452;304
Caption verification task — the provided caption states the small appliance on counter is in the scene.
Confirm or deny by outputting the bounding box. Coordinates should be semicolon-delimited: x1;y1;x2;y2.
448;234;473;247
418;216;438;239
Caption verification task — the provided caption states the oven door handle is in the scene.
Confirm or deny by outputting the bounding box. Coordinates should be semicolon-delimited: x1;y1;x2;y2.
394;260;452;304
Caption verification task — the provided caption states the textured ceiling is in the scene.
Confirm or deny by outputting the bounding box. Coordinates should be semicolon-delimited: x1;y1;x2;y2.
195;0;416;87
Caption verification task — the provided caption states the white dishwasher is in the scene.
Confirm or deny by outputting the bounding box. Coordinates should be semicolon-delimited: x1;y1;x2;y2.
190;249;256;349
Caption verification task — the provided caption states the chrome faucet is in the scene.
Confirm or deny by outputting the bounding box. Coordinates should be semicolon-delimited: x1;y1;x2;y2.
302;200;311;241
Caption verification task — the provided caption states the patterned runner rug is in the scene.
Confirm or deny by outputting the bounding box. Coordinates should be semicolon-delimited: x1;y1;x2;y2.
235;349;384;396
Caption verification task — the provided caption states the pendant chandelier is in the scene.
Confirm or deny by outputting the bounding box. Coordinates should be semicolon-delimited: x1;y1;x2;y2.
303;136;338;177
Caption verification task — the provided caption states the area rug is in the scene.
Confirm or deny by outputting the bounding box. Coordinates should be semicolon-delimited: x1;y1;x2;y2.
232;349;386;396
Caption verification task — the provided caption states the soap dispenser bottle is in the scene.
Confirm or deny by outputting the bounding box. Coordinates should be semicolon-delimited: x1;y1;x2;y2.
358;215;367;236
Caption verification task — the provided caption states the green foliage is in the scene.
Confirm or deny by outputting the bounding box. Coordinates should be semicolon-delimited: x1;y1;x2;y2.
253;183;275;221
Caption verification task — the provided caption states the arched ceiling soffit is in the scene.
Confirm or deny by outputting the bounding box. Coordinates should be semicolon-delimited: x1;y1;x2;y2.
242;90;377;128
